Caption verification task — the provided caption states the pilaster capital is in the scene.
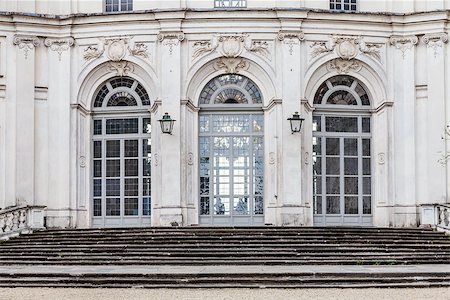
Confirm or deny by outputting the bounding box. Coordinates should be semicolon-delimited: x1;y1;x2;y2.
157;31;185;55
44;37;74;61
277;30;305;42
13;35;40;59
421;33;448;58
389;35;418;59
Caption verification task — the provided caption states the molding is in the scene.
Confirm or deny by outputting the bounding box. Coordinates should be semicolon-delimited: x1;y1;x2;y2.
44;37;74;61
150;98;162;114
374;100;394;113
34;86;48;101
389;35;418;59
301;98;315;112
181;99;200;112
70;103;90;115
263;98;282;111
13;35;40;59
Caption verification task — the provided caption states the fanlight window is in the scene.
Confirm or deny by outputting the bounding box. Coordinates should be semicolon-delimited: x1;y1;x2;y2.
199;74;262;106
314;76;370;107
93;77;150;109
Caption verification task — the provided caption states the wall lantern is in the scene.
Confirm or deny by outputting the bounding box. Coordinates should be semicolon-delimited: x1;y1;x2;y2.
158;112;176;134
287;112;305;134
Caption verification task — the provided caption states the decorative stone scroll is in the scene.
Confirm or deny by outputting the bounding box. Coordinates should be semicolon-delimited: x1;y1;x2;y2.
44;37;74;61
83;36;151;62
13;35;40;59
277;30;305;55
389;35;418;59
157;31;185;55
129;42;150;59
421;33;448;58
327;58;362;74
214;57;249;73
107;61;134;77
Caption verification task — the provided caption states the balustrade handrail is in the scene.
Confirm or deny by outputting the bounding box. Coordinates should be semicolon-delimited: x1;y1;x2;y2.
0;205;46;239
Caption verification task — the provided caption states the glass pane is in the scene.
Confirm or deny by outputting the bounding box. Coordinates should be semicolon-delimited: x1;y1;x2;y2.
326;196;340;214
200;197;210;215
93;199;102;216
234;197;249;215
94;120;102;135
106;140;120;158
363;177;371;195
363;196;372;214
143;139;151;156
313;116;321;132
326;117;358;133
344;158;358;175
254;196;264;215
125;159;138;177
124;198;138;216
106;160;120;177
314;196;322;214
94;141;102;158
254;176;264;195
344;139;358;156
143;118;151;134
344;177;358;195
93;179;102;197
313;157;322;175
363;158;371;175
106;198;120;216
199;115;210;133
93;160;102;177
326;157;340;175
313;176;322;195
326;177;340;194
313;137;321;154
106;118;138;134
362;118;371;133
362;139;371;156
214;197;229;215
106;179;120;196
125;178;138;196
200;177;210;195
143;159;151;176
252;115;264;132
345;197;358;214
143;178;151;196
326;138;340;155
125;140;138;157
143;197;151;216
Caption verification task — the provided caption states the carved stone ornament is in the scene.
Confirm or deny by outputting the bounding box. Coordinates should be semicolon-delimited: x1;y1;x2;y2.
105;37;129;61
107;61;134;77
389;35;419;59
217;35;245;58
304;152;310;165
157;31;185;55
83;45;104;61
327;58;362;74
187;152;194;165
277;30;305;55
269;152;276;164
154;153;159;166
129;42;150;59
310;35;382;62
421;33;449;58
214;57;249;73
79;156;86;168
192;40;218;59
378;153;386;165
44;37;74;61
13;35;40;59
245;40;271;60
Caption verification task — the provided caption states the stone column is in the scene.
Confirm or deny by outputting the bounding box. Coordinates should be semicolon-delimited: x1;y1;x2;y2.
389;35;418;226
13;35;39;206
44;37;74;228
277;30;305;225
156;31;184;226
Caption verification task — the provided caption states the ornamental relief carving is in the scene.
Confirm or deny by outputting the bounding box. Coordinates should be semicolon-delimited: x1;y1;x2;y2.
190;34;272;62
214;57;249;73
82;36;152;62
44;37;74;61
277;30;305;56
327;58;362;74
421;33;448;58
157;31;185;55
309;35;383;63
13;35;40;59
389;35;418;59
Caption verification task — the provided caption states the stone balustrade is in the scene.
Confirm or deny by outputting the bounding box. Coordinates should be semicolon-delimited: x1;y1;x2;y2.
421;204;450;233
0;205;46;240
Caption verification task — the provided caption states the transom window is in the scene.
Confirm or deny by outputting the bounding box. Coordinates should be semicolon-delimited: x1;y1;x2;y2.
330;0;357;11
105;0;133;12
314;76;369;106
199;74;262;107
91;77;151;228
214;0;247;8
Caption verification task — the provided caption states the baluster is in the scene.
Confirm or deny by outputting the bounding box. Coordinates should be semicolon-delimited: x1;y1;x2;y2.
443;208;449;227
4;213;13;232
12;212;19;231
18;209;27;229
0;215;4;233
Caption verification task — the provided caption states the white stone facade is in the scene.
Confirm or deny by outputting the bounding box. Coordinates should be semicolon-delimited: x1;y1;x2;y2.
0;1;449;228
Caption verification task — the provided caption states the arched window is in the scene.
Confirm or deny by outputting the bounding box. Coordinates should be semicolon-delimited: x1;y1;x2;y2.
91;77;151;228
312;75;372;226
198;74;264;226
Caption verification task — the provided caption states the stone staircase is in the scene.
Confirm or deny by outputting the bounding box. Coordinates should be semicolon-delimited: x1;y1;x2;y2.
0;227;449;288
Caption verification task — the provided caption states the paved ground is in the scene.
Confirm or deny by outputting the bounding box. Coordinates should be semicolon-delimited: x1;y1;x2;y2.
1;287;450;300
1;264;450;275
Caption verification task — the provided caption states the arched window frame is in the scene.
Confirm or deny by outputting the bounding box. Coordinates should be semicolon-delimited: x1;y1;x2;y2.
199;74;263;111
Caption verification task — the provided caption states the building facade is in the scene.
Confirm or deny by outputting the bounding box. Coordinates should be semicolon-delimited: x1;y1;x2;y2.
0;0;450;228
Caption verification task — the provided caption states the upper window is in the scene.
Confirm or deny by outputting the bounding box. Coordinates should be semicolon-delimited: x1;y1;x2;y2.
214;0;247;8
330;0;357;11
199;74;262;107
314;76;370;107
105;0;133;12
93;77;150;110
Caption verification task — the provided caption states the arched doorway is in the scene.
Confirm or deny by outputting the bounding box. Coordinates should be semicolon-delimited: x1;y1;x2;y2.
91;77;152;228
198;74;264;225
312;75;373;226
